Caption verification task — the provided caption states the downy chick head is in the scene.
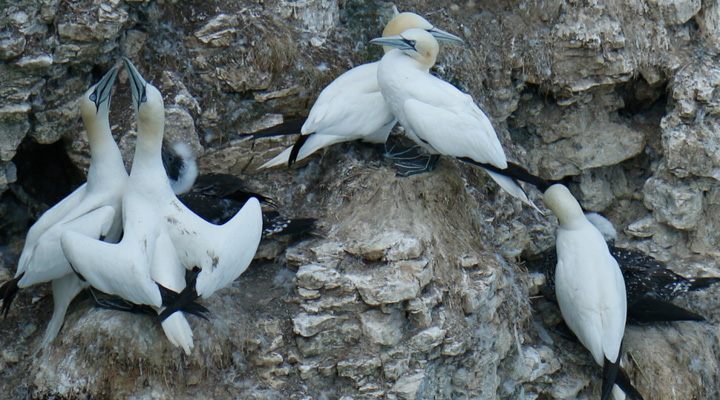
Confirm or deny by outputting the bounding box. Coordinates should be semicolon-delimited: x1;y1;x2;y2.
370;28;439;70
382;12;464;53
80;66;119;126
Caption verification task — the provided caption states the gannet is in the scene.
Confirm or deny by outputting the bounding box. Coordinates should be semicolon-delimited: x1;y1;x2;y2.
63;59;263;353
528;212;718;323
257;12;464;169
0;67;127;346
61;60;200;353
371;29;538;209
162;142;315;237
543;184;643;400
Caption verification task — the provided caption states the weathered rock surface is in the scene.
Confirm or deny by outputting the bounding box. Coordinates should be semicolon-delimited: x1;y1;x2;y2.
2;0;720;399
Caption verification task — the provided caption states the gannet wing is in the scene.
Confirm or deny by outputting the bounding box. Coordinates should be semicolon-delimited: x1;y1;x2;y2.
402;98;508;168
61;231;162;307
302;63;394;140
18;205;117;286
21;184;88;250
164;197;262;298
601;258;627;363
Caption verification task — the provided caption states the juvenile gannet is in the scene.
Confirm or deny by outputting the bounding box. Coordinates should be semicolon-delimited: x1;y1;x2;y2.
371;29;539;209
162;142;315;237
0;66;127;346
257;12;464;169
528;213;718;323
543;184;643;400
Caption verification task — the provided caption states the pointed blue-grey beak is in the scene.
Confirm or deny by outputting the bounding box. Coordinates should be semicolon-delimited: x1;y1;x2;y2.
427;27;464;44
90;66;119;114
369;35;417;51
123;57;148;108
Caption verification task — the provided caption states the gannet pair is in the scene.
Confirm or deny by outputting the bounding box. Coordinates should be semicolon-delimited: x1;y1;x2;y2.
528;212;718;323
162;142;315;237
61;59;263;354
257;11;464;169
543;184;643;400
369;28;540;209
0;67;127;346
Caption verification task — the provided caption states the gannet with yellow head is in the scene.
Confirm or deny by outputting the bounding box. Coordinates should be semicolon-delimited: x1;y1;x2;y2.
371;28;539;209
543;184;642;400
258;11;464;169
0;66;127;346
62;59;263;354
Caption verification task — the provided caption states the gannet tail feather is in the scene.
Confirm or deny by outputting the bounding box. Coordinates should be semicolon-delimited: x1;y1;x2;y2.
628;298;704;322
250;117;307;139
602;356;621;400
160;311;194;355
0;275;21;318
483;169;541;212
615;365;644;400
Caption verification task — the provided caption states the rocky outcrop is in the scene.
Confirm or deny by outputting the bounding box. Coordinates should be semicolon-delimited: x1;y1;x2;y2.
1;0;720;399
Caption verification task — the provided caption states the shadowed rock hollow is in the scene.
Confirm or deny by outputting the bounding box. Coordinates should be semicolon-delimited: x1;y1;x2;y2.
1;0;720;398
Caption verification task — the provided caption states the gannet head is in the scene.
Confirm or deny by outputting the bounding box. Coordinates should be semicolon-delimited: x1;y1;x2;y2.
123;57;164;134
543;184;586;230
383;12;464;51
80;66;119;123
370;28;439;69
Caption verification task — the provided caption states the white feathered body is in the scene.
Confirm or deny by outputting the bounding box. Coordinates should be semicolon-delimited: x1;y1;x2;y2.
376;50;508;169
260;62;396;168
555;220;627;366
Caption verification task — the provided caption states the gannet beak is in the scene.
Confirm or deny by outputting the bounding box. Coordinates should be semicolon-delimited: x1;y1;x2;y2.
427;27;464;44
123;57;148;108
369;35;416;51
91;66;119;113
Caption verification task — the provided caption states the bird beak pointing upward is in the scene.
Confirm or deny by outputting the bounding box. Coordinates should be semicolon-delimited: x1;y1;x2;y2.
93;66;119;112
123;57;148;108
369;35;416;51
427;27;464;44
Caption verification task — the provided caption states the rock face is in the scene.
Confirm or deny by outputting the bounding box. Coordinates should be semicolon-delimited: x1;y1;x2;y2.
1;0;720;399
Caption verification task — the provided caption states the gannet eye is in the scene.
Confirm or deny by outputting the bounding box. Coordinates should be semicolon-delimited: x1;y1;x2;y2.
89;92;97;103
141;87;148;103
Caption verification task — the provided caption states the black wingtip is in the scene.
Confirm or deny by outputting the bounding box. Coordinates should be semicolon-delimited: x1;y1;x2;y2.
0;276;21;318
288;134;310;167
688;276;720;292
602;356;621;400
250;117;307;140
157;267;208;322
457;158;556;192
262;212;316;238
628;297;705;323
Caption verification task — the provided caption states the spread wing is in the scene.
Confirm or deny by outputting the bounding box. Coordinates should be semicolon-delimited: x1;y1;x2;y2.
164;196;263;298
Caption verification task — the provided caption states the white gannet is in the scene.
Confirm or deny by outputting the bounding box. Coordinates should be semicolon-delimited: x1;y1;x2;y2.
371;29;538;209
161;142;315;237
257;12;464;169
62;59;263;353
0;66;127;346
543;184;642;400
526;212;717;323
61;60;197;354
